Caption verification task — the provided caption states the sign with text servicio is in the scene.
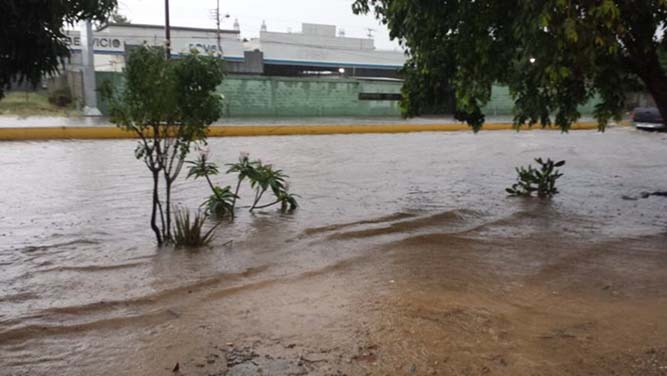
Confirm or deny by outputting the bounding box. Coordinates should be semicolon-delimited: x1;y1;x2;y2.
65;31;124;53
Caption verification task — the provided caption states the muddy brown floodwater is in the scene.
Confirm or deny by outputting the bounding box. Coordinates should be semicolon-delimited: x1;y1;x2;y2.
1;127;666;376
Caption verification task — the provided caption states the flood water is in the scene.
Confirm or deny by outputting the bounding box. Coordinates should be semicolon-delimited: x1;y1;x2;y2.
1;127;666;375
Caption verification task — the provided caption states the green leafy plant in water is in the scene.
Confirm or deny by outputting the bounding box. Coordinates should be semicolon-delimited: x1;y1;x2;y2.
172;207;218;247
247;161;299;212
506;158;565;198
186;147;237;218
225;152;259;210
188;151;298;217
203;186;236;217
276;189;300;212
224;153;298;212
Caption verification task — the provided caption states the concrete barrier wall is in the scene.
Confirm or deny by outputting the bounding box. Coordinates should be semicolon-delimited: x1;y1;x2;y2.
96;72;402;117
482;85;602;116
95;73;600;118
219;75;402;117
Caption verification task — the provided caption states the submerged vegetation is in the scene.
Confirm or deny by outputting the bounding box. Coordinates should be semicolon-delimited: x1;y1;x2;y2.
188;151;299;217
241;157;299;212
506;158;565;198
186;147;237;218
172;208;218;247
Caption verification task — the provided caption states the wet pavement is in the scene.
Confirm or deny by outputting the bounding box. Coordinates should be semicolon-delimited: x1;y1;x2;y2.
0;127;666;375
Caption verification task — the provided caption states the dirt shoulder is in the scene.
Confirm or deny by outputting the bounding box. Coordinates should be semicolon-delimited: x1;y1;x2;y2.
159;228;667;376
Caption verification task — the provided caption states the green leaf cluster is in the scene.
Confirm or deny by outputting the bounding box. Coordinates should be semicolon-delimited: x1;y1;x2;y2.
0;0;117;98
203;186;237;218
245;161;299;212
101;46;224;150
187;152;299;216
186;153;237;218
227;153;299;212
506;158;565;198
353;0;667;131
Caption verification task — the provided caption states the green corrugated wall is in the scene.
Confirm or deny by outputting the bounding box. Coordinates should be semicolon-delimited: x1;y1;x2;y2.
96;72;402;117
218;75;402;117
481;85;601;116
96;73;599;118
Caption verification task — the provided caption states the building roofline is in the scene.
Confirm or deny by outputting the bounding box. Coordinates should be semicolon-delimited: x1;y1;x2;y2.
263;58;402;70
97;22;240;35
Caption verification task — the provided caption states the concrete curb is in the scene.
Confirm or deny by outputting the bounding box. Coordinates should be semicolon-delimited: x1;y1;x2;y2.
0;122;602;141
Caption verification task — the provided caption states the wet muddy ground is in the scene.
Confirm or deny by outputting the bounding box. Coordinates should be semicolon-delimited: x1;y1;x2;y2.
1;127;666;375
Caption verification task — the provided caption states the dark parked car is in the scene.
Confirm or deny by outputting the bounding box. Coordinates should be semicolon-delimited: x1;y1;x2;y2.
632;107;667;131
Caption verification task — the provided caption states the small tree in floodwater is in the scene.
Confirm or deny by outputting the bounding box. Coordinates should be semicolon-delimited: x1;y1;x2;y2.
101;46;224;245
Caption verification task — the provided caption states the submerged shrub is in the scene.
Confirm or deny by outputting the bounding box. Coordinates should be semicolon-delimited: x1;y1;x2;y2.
187;149;238;218
506;158;565;198
203;185;236;217
276;189;299;212
245;159;299;212
189;151;299;217
173;208;218;247
226;152;257;209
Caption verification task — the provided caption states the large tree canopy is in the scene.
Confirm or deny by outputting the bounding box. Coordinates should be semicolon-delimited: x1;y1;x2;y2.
353;0;667;131
0;0;117;98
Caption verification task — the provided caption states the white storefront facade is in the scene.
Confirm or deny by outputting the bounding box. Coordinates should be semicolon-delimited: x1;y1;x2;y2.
65;23;245;71
64;22;406;77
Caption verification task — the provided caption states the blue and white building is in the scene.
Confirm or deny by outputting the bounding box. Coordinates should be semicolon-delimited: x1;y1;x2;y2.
65;22;406;78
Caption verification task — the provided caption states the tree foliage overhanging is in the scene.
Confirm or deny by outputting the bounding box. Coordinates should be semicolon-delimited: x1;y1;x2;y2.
0;0;117;98
353;0;667;131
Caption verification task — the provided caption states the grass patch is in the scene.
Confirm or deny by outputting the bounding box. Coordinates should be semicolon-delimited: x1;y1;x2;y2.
0;91;78;117
173;208;218;247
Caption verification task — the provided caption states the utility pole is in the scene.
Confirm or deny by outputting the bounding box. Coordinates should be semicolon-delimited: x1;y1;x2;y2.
165;0;171;58
216;0;222;56
81;20;101;116
210;1;229;57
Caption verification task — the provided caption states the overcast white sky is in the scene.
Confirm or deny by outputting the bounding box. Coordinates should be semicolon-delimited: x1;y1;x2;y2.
116;0;401;50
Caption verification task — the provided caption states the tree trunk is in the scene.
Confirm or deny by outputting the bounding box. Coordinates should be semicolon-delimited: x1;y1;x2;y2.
151;170;163;246
165;179;172;243
232;178;242;210
637;54;667;126
620;4;667;126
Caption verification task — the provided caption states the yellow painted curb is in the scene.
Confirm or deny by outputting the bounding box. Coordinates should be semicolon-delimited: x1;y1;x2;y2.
0;122;602;141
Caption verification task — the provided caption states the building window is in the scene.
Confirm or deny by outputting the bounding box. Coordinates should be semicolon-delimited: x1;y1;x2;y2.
358;93;402;101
